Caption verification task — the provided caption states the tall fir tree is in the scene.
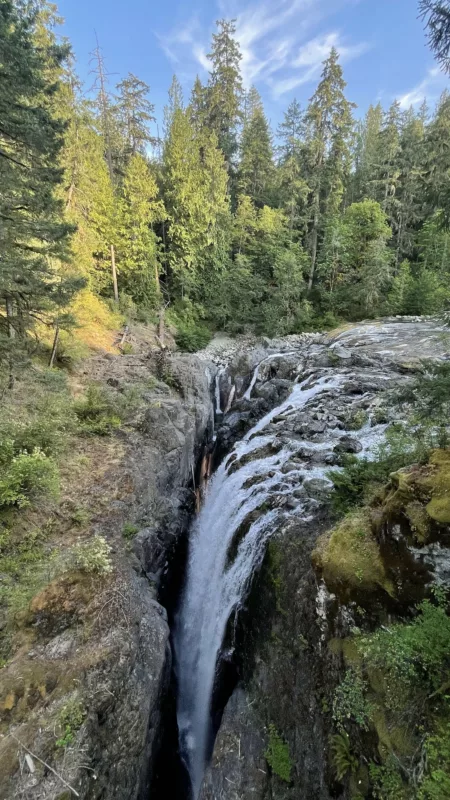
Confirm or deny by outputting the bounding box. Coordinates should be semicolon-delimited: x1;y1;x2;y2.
0;0;79;378
206;19;243;165
277;99;309;238
239;87;274;206
116;73;156;159
118;154;165;307
303;47;355;291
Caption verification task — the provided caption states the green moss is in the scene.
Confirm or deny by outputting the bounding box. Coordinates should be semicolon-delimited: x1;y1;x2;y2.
313;511;394;597
122;522;139;539
56;698;85;748
265;724;292;782
422;450;450;524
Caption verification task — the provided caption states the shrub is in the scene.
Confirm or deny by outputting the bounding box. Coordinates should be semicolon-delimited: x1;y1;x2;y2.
122;522;139;539
397;360;450;423
56;699;86;748
72;535;113;574
73;385;122;435
0;449;59;509
168;300;212;352
333;670;371;731
419;718;450;799
328;425;430;515
358;599;450;699
265;724;292;782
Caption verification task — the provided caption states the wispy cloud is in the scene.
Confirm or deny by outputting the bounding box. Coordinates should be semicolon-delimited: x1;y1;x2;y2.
398;66;447;109
156;0;370;101
269;31;369;97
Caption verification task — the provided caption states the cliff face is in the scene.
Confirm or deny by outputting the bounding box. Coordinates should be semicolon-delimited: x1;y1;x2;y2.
0;351;213;800
198;320;450;800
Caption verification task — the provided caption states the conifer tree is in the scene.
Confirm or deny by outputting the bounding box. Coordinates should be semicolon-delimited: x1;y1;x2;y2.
239;87;274;206
206;19;243;163
116;73;156;158
118;154;165;306
0;0;79;377
163;107;229;299
303;48;355;291
277;99;309;238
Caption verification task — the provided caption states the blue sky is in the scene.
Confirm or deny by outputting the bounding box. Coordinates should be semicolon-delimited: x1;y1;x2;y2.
58;0;448;134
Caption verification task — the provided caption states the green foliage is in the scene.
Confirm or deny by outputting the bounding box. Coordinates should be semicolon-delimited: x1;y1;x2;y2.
333;670;371;731
265;724;292;782
328;425;430;515
397;360;450;422
169;301;212;352
56;699;86;748
72;535;113;575
0;449;59;509
73;385;122;435
419;718;450;799
369;758;407;799
331;731;358;781
358;599;450;699
122;522;139;539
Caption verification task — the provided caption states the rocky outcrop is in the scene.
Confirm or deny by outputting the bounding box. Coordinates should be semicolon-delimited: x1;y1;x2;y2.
0;350;214;800
195;319;449;800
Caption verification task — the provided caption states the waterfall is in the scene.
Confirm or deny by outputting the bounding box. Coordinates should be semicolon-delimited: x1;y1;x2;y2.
173;373;345;798
243;352;296;400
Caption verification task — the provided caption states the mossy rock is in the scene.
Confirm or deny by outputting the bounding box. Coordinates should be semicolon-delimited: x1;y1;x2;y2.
423;449;450;524
28;570;98;636
312;511;394;599
349;763;369;798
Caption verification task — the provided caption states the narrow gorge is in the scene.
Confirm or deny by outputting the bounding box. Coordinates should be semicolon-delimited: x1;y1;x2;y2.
2;319;450;800
168;318;450;800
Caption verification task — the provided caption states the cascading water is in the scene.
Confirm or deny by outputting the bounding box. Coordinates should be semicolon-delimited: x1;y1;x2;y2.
173;372;350;798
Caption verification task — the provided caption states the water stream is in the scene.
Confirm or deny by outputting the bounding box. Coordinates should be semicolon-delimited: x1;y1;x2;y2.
173;372;353;798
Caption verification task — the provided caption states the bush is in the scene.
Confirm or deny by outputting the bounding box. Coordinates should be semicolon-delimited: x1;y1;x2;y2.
397;360;450;423
72;535;113;574
265;724;292;782
333;670;371;731
168;300;212;352
56;699;86;748
328;425;430;515
73;385;122;435
0;449;59;509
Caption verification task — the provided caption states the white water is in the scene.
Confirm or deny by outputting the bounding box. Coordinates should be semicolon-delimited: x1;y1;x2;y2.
174;373;348;798
243;351;296;400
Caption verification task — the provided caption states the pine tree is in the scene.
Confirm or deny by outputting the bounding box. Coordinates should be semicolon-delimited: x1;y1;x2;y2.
420;1;450;71
206;19;243;163
58;72;117;294
116;73;156;158
395;108;426;267
332;200;392;317
0;0;79;379
163;108;229;299
303;48;355;291
163;75;184;138
372;101;402;222
351;103;383;202
90;36;121;299
190;76;208;131
239;87;274;206
424;91;450;224
118;154;165;306
277;99;309;238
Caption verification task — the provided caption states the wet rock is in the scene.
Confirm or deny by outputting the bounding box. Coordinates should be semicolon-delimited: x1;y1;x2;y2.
334;436;363;454
303;477;334;498
200;689;268;800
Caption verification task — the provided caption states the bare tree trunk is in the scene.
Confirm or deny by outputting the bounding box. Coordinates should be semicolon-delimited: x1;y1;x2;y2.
158;306;165;349
307;197;320;293
111;244;119;302
6;296;15;389
49;325;60;368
